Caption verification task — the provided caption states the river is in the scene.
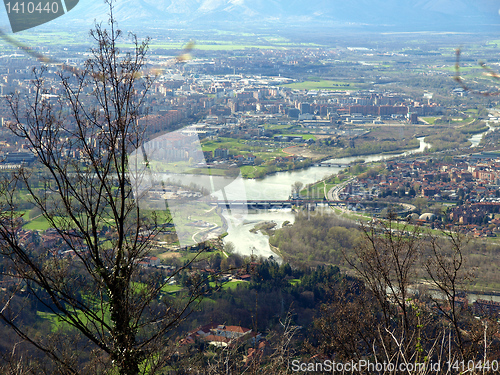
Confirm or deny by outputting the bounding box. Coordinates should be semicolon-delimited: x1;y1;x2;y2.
468;123;494;148
225;132;500;303
421;288;500;304
225;137;431;259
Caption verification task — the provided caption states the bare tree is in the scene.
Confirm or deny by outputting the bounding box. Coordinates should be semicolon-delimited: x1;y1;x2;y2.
0;12;208;375
291;181;303;198
345;214;421;344
424;229;474;358
311;282;380;362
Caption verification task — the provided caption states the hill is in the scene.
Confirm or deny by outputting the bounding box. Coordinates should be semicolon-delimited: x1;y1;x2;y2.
2;0;499;34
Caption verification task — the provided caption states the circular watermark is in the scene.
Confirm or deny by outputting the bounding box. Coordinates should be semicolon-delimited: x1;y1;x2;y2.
3;0;78;33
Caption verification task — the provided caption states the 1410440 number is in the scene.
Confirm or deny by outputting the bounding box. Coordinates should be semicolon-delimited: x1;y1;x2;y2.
5;2;59;14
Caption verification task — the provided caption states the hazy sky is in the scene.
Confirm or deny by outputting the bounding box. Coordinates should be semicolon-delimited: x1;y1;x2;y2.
2;0;500;34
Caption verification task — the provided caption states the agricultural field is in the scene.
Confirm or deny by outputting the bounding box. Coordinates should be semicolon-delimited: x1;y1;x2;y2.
280;79;360;91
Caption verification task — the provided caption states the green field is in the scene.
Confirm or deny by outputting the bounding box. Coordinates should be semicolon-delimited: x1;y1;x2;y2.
465;109;479;114
239;165;264;178
37;298;111;332
37;311;68;331
280;80;360;91
201;137;289;159
262;123;294;130
421;117;438;124
23;215;53;231
281;133;316;140
222;280;246;289
437;65;478;73
151;42;281;51
11;35;321;52
14;31;90;47
210;280;247;290
201;137;245;152
423;117;476;126
161;284;183;294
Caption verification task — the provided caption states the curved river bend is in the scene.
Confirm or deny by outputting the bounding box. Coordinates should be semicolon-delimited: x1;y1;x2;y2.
224;137;432;259
226;132;500;303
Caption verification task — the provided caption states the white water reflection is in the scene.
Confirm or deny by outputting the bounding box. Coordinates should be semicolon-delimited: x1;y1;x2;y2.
129;130;432;258
243;167;342;201
469;123;494;148
128;128;248;248
323;136;431;165
223;210;295;261
228;137;432;258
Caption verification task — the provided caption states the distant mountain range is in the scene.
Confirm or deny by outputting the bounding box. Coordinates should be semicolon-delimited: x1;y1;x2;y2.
2;0;500;33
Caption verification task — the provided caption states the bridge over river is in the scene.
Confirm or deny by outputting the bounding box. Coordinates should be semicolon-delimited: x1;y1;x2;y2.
214;199;415;217
214;199;347;209
313;162;350;168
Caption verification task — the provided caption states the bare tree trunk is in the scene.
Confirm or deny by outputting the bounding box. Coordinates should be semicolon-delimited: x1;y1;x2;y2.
345;213;421;345
424;228;474;359
0;8;208;375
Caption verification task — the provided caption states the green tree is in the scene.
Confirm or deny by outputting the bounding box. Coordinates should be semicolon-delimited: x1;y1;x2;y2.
412;196;428;214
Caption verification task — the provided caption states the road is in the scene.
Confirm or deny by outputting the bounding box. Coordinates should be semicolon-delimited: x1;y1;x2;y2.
325;177;355;215
326;178;416;214
326;177;355;201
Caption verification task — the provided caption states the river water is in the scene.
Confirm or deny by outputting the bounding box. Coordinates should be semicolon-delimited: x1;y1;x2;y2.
225;137;431;259
468;123;494;147
224;133;500;302
224;126;494;258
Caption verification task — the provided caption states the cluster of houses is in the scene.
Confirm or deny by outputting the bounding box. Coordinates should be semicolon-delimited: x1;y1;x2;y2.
451;296;500;318
340;155;500;235
472;298;500;316
179;322;269;365
449;203;500;226
181;323;262;348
